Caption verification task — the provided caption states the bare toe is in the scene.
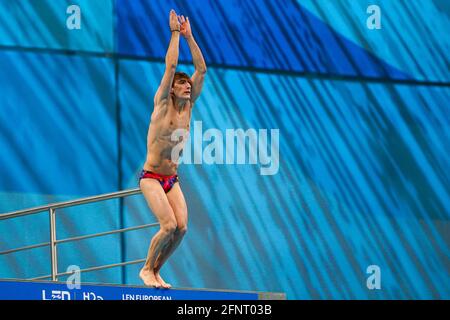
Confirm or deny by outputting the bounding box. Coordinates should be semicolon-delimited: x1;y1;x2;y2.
155;273;172;289
140;269;161;288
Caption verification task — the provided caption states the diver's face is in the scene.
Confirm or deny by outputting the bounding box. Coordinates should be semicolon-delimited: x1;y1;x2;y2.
172;78;192;100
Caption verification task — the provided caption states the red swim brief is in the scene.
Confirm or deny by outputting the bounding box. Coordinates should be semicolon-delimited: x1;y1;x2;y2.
139;170;179;193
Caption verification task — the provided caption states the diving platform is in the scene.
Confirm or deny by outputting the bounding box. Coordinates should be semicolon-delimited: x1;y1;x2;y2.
0;279;286;300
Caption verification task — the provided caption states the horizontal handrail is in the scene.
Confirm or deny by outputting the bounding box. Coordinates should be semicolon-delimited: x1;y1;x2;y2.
0;188;142;220
0;242;50;256
29;258;146;281
0;222;159;256
55;223;159;245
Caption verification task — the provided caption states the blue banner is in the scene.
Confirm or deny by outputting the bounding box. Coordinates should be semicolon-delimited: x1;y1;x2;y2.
0;280;263;300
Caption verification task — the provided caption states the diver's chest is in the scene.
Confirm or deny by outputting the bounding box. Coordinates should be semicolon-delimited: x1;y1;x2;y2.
164;108;191;130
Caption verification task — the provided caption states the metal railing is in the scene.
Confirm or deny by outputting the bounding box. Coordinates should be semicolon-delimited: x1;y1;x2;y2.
0;188;156;281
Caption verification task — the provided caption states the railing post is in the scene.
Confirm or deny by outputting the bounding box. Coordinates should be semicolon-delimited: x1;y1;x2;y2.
49;208;58;281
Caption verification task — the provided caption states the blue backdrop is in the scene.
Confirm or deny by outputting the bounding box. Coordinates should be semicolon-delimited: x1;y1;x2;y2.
0;0;448;299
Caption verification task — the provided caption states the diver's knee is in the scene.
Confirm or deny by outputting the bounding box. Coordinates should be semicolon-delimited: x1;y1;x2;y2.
176;224;188;236
160;219;177;235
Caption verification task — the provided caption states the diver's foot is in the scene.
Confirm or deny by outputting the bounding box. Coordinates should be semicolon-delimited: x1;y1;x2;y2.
155;271;172;289
139;268;161;288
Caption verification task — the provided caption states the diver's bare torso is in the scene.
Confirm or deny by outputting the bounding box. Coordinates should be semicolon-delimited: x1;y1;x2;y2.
143;97;192;175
